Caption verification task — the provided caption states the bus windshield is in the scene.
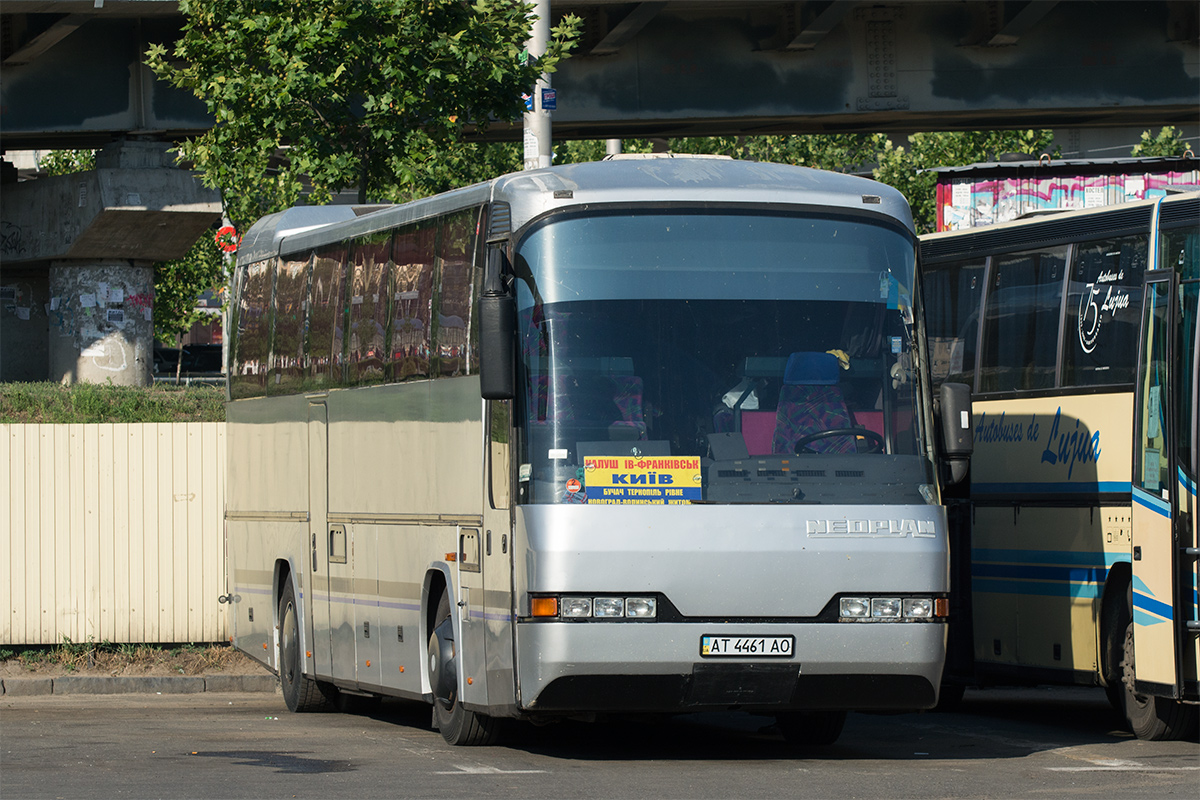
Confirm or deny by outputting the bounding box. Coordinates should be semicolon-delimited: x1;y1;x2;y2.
513;209;934;506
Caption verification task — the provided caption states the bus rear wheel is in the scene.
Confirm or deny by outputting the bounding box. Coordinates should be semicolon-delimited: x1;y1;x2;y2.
428;592;499;746
278;581;330;713
776;710;846;746
1121;621;1197;741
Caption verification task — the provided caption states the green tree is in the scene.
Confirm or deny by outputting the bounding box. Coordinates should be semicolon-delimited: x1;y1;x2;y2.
1131;126;1191;157
153;232;228;379
36;149;97;175
147;0;581;229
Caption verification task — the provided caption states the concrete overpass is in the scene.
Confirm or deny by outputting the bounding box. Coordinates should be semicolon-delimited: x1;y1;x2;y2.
2;0;1197;149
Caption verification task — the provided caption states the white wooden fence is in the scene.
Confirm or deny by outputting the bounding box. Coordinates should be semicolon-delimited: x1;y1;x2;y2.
1;423;227;646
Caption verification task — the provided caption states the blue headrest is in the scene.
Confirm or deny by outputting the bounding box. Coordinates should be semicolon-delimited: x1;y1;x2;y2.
783;352;840;385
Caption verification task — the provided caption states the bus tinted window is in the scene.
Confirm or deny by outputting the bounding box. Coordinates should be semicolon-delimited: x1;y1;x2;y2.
231;259;273;399
392;223;436;380
1062;235;1146;387
271;255;309;394
437;209;478;378
310;244;349;387
924;258;985;389
1136;281;1171;494
979;246;1067;393
348;233;393;385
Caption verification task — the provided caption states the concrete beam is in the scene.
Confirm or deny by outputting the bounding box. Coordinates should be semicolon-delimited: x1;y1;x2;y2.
2;13;88;66
1;144;221;267
589;2;667;56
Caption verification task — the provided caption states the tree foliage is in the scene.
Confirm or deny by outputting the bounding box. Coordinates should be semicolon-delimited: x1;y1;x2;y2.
152;232;227;364
147;0;580;229
1131;126;1192;158
36;149;96;175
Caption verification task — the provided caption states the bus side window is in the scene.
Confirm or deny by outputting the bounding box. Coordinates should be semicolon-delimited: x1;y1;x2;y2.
230;259;274;399
309;244;350;387
1061;234;1146;388
391;223;436;381
347;234;392;385
270;255;311;395
489;400;512;510
438;209;477;378
924;258;985;390
979;246;1067;393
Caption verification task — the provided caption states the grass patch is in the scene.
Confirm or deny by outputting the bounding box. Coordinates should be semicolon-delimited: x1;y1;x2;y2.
3;638;249;675
0;382;225;424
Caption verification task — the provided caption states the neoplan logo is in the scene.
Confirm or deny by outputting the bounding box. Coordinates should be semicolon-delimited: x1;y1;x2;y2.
806;519;936;538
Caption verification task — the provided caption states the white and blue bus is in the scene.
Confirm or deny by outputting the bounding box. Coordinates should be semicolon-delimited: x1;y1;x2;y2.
224;156;971;745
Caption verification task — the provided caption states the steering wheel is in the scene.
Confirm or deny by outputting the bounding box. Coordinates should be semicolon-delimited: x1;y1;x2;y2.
794;427;884;455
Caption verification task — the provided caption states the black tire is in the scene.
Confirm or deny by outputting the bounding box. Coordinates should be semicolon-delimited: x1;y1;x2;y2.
278;580;330;713
1121;620;1198;741
776;710;847;746
428;591;499;745
1100;575;1130;713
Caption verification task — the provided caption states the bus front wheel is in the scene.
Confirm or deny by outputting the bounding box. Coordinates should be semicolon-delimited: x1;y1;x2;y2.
278;581;330;713
428;592;499;745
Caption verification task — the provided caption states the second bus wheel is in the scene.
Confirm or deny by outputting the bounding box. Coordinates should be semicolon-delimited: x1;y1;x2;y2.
1120;619;1198;741
427;592;499;745
278;581;331;713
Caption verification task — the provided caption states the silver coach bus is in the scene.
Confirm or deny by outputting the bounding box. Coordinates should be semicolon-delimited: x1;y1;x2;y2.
224;156;973;746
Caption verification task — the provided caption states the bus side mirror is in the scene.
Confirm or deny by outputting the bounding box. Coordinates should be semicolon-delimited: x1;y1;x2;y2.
479;247;516;400
938;382;973;486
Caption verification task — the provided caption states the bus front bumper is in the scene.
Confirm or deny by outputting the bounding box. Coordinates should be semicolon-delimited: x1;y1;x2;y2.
515;620;946;713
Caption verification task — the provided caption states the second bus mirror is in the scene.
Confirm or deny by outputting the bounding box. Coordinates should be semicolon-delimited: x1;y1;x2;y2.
939;382;973;485
480;248;516;400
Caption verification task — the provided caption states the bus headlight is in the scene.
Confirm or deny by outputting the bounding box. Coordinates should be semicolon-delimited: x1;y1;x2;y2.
840;597;871;618
625;597;657;618
903;598;933;619
871;598;902;618
593;597;624;617
560;597;592;618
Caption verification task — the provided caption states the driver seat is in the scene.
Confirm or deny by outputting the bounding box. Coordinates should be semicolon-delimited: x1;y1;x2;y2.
771;351;857;454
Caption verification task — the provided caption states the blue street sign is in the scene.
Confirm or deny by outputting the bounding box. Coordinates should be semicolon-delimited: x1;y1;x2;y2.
541;88;557;111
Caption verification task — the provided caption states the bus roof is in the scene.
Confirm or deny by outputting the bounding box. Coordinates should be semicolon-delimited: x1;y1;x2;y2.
919;192;1200;264
238;156;913;266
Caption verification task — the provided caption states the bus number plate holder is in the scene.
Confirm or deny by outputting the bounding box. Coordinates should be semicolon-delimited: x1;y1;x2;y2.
700;635;794;657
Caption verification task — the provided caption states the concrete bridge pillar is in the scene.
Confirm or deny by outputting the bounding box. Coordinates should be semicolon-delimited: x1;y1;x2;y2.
0;139;221;384
47;260;154;386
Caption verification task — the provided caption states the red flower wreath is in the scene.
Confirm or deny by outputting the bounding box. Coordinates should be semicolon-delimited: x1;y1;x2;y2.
215;225;241;253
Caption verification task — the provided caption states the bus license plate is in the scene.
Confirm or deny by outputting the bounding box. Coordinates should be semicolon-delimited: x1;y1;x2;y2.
700;635;794;657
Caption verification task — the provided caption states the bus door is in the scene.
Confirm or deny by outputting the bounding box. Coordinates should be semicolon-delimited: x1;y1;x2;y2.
1132;275;1185;696
481;399;516;707
308;399;350;681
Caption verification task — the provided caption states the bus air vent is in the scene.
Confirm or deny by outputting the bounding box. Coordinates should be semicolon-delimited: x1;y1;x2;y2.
489;202;512;238
794;469;826;477
835;470;865;478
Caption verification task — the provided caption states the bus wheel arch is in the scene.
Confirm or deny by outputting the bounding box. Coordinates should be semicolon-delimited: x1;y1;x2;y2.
277;577;330;712
424;571;499;745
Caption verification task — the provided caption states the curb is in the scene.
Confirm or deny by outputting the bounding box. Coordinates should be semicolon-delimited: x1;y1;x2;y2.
2;674;279;696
